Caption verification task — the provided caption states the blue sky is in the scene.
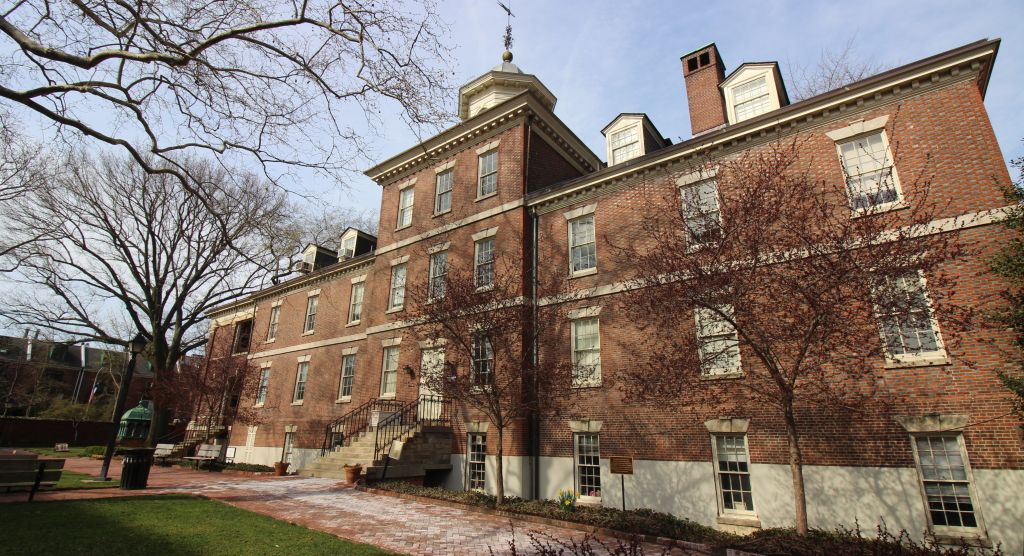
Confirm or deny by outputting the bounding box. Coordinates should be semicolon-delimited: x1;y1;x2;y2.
329;0;1024;219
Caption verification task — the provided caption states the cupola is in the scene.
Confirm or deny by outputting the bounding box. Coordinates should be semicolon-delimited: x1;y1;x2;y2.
457;51;557;120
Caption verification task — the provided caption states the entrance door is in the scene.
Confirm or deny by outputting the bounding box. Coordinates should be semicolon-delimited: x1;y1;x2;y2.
418;348;444;420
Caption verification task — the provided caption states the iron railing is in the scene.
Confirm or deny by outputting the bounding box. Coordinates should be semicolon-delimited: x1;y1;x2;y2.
319;398;404;456
373;395;452;462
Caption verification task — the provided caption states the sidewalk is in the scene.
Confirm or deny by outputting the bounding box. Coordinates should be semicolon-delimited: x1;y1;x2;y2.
1;457;685;555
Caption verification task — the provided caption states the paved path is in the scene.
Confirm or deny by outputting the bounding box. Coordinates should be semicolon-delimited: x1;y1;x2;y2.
0;457;684;555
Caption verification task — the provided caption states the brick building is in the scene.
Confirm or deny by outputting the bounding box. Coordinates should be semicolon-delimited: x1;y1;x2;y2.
208;40;1023;550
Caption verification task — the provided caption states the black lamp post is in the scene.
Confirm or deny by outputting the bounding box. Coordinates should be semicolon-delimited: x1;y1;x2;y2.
97;333;147;481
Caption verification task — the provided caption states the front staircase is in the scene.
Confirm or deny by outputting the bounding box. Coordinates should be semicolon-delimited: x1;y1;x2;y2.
299;395;453;481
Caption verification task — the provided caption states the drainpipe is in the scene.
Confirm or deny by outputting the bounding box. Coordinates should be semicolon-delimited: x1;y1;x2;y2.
529;206;541;500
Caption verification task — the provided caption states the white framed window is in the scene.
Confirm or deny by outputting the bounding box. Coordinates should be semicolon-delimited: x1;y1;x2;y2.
571;317;601;387
340;235;357;258
435;169;453;214
348;282;364;323
695;305;741;376
338;355;356;400
837;131;902;212
474;238;495;289
380;346;399;397
428;251;448;301
610;126;641;165
266;306;281;341
397;186;415;228
910;435;985;536
680;180;722;246
732;76;771;122
478;150;498;198
255;367;270;406
875;272;946;365
712;434;755;515
389;264;407;311
292;361;309;403
303;295;319;333
471;334;494;386
568;215;597;276
574;433;601;499
281;432;294;464
233;319;253;354
467;433;486;492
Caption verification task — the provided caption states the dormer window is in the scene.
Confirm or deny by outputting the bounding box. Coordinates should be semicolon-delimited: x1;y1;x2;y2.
732;76;771;122
340;235;356;259
610;127;641;165
721;63;789;125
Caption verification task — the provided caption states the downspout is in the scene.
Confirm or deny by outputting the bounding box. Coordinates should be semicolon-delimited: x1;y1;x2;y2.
530;206;541;501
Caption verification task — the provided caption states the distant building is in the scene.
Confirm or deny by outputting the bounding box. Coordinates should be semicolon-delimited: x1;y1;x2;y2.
207;39;1022;551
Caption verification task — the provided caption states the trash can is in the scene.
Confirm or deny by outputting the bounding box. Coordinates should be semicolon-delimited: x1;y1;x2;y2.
120;448;156;490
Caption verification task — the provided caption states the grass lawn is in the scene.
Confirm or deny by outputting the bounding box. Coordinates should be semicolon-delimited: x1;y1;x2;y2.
18;446;94;458
54;470;118;490
0;494;395;555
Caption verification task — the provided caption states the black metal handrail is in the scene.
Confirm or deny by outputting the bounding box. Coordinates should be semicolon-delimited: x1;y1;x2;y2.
320;398;404;456
373;395;452;461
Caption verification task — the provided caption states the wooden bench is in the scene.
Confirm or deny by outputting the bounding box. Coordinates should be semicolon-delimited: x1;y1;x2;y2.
53;443;69;452
0;456;66;501
182;444;222;471
154;443;175;464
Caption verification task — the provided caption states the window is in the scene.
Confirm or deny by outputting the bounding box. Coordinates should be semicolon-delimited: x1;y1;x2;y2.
266;307;280;341
340;235;356;258
474;238;495;289
380;346;399;396
467;433;486;491
876;273;945;363
568;215;596;276
571;317;601;386
713;435;755;514
389;264;407;311
255;367;270;405
281;432;294;464
681;180;722;245
348;282;364;323
694;305;741;376
477;150;498;197
338;355;356;399
574;433;601;498
732;76;771;122
303;295;319;333
233;319;253;353
838;131;901;211
428;251;448;301
471;334;494;386
610;126;641;165
435;170;453;214
293;361;309;403
911;435;982;533
397;186;415;228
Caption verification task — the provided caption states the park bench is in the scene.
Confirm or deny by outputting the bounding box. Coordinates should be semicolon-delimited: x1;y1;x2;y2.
183;444;222;471
54;443;69;452
154;443;175;464
0;455;65;501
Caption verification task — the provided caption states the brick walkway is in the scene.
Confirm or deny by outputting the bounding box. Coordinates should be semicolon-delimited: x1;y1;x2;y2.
0;457;686;555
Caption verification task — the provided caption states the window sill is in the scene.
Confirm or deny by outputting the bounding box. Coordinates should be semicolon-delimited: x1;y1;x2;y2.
379;392;396;400
395;223;412;232
570;267;598;279
572;381;603;389
577;495;602;506
264;338;276;345
931;532;991;549
475;192;498;203
716;514;761;529
253;403;265;409
701;370;744;381
290;401;304;406
346;320;361;327
336;397;352;404
433;209;451;218
884;353;950;369
851;200;907;218
385;306;404;314
475;285;494;293
301;330;315;337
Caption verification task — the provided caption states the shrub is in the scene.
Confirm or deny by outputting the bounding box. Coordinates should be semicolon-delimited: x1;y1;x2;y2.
81;446;106;457
224;462;275;473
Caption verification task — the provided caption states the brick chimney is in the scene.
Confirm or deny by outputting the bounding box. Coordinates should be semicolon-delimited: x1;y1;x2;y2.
681;44;727;136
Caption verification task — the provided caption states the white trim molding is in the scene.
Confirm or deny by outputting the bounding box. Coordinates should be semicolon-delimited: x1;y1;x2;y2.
381;337;403;347
704;417;750;434
476;139;501;154
341;347;359;356
296;354;312;363
563;203;597;221
306;289;321;297
427;241;450;254
472;226;499;241
417;338;448;349
567;306;602;319
895;414;969;433
434;160;456;173
568;420;603;433
271;299;283;308
391;255;410;266
351;274;367;284
826;115;890;142
676;167;718;188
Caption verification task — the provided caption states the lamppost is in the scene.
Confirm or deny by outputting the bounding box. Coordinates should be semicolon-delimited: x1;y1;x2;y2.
97;333;147;481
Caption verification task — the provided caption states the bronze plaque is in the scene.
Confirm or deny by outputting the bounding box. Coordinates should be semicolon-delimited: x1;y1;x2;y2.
609;456;633;475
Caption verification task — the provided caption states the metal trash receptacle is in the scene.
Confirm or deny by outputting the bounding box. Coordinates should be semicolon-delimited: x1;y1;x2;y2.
120;448;156;490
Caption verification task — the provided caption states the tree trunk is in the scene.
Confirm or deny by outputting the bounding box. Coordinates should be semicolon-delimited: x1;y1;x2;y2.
495;426;505;506
784;405;809;535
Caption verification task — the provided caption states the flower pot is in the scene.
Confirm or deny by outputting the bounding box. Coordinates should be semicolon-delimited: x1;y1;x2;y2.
273;461;289;476
343;464;362;484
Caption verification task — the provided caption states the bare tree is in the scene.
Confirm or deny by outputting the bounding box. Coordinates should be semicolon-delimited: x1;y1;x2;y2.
1;153;290;441
613;137;971;534
0;114;50;271
405;240;578;504
0;1;454;190
787;38;887;101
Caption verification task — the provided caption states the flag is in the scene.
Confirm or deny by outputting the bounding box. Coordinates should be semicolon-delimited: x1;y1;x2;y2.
87;382;99;405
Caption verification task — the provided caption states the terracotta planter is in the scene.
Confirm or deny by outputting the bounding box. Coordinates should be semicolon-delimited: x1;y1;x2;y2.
273;461;289;476
343;464;362;484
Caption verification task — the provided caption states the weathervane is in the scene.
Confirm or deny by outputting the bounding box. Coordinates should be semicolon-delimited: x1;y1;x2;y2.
497;1;514;60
